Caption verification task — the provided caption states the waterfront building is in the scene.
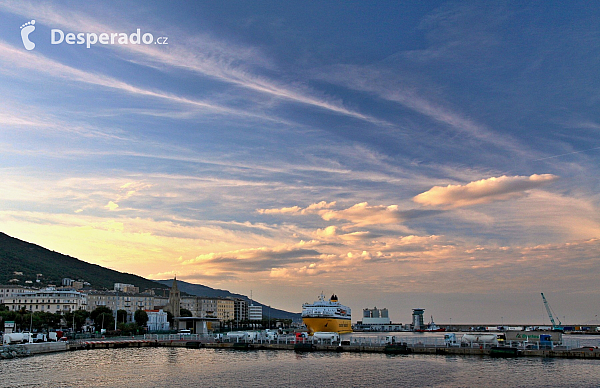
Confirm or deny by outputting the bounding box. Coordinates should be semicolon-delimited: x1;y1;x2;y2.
216;298;235;322
0;285;35;305
412;308;425;330
145;309;169;331
168;295;238;323
248;304;263;321
3;287;87;313
353;307;402;331
86;291;154;322
153;295;169;310
362;307;391;325
234;298;248;323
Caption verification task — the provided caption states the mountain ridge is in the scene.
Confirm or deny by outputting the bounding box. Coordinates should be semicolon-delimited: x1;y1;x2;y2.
156;279;301;321
0;232;299;320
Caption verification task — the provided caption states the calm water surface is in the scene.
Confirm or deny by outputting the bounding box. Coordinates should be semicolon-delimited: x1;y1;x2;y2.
2;345;600;388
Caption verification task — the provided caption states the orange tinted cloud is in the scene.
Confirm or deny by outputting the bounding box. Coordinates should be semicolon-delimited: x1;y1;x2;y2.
413;174;558;209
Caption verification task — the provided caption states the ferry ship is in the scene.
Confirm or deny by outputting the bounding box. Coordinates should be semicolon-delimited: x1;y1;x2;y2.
302;293;352;334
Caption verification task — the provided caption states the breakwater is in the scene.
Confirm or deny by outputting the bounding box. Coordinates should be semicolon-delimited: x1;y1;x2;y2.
60;336;600;359
1;342;68;358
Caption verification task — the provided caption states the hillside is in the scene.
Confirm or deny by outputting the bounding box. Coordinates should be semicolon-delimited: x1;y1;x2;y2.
0;232;167;291
0;232;300;320
156;279;301;321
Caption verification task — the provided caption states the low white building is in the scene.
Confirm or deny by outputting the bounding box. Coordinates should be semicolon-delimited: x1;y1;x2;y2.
146;309;169;331
362;307;391;325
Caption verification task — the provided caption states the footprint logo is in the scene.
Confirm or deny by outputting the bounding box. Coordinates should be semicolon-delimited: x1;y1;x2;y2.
20;20;36;50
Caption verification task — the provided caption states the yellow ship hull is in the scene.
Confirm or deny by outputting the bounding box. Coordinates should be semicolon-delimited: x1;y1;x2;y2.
302;317;353;334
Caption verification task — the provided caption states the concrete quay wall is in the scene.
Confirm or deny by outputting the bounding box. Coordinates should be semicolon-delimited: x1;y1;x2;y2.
49;339;597;359
21;342;68;354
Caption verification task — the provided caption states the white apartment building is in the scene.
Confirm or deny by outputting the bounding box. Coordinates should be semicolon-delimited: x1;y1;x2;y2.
3;287;87;313
248;304;263;321
146;309;169;331
0;285;35;305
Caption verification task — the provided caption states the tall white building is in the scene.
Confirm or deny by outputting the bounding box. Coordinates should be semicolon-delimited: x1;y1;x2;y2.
248;304;262;321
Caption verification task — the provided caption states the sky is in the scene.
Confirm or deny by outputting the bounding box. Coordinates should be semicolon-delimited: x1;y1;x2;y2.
1;1;599;325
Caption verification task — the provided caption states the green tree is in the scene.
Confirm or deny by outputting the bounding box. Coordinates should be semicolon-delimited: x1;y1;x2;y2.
180;308;193;317
31;311;61;331
90;306;112;321
91;306;114;331
117;309;128;324
64;310;90;332
134;309;148;327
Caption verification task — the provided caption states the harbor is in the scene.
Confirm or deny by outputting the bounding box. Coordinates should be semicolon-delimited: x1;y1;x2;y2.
14;332;595;360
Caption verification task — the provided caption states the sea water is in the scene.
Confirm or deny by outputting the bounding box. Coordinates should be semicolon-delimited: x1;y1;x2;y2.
1;335;600;387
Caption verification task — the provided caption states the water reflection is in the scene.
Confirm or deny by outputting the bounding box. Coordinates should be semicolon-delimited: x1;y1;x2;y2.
1;346;599;388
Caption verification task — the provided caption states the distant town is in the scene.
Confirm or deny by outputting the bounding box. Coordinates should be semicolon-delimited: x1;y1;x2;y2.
0;273;281;337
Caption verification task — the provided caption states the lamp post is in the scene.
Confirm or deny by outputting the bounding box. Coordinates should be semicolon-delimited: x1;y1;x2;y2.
114;290;118;331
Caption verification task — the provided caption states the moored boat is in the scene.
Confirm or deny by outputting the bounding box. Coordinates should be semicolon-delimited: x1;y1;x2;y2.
415;316;446;332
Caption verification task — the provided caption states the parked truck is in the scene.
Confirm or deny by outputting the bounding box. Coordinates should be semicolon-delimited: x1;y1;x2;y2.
3;333;27;345
311;332;340;343
461;333;498;347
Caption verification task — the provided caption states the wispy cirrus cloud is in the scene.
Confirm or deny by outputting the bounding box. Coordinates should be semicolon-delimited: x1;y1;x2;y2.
256;201;336;215
0;0;388;126
314;65;529;155
0;40;292;124
413;174;559;209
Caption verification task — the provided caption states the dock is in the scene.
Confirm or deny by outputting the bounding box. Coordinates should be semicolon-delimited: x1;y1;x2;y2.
57;334;600;359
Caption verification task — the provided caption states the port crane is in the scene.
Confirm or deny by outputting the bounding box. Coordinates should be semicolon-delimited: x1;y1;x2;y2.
541;293;563;330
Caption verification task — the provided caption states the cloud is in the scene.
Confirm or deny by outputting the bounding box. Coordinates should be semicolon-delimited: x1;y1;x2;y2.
313;226;373;241
257;201;336;215
413;174;559;209
320;202;437;227
0;1;389;126
312;65;528;155
180;242;321;275
257;206;302;215
269;250;371;279
105;201;119;211
0;40;289;124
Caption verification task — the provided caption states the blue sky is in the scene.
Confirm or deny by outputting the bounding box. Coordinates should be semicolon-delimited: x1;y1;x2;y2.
1;1;599;324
